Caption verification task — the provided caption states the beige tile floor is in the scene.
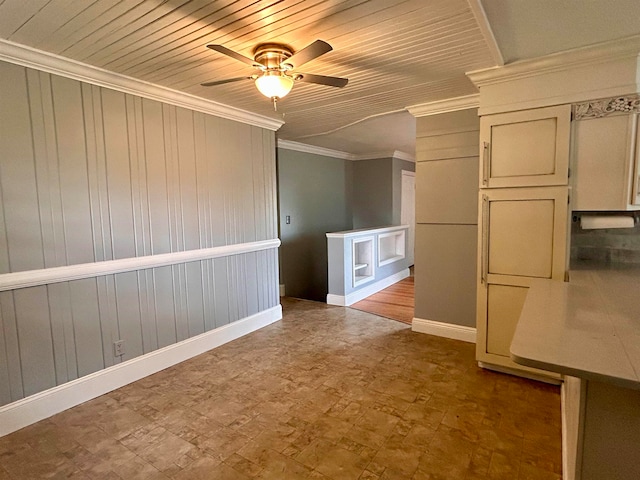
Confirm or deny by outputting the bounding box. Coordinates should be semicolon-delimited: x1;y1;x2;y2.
0;298;562;479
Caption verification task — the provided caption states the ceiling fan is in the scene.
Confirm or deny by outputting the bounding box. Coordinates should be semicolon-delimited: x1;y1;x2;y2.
201;40;348;110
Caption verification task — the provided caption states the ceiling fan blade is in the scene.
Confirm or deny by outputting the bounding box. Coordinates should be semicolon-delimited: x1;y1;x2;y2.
284;40;332;68
295;72;348;88
206;44;256;66
201;76;253;87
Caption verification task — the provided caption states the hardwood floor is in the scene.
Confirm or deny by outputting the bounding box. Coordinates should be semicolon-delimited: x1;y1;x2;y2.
350;276;414;325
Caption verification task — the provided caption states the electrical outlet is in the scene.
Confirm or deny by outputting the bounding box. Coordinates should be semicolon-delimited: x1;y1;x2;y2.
285;215;291;224
113;340;125;357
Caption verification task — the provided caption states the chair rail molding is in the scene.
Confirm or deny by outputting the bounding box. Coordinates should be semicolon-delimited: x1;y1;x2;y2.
0;239;281;291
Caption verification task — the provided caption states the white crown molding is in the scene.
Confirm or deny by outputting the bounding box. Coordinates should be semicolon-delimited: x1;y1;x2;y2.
0;39;284;131
277;140;415;162
407;94;480;117
465;0;504;66
412;317;477;343
393;151;415;162
0;304;282;437
0;239;280;292
467;34;640;88
351;150;415;162
276;139;352;160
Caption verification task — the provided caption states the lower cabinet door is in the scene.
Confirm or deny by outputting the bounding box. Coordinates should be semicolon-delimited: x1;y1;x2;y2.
476;186;569;376
486;283;529;357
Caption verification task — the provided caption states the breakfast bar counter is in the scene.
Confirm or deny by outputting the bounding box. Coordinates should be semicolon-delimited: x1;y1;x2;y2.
511;262;640;480
511;263;640;390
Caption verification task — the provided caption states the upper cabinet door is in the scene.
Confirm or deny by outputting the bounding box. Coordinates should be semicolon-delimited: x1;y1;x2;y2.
572;113;640;211
480;105;571;188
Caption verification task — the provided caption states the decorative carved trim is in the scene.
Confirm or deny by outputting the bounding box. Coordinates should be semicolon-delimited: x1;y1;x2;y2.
573;95;640;119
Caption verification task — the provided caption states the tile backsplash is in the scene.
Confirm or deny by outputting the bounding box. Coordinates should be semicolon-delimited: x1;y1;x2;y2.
571;214;640;264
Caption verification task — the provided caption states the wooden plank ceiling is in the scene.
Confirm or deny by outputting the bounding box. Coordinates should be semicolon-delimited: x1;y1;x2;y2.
0;0;497;142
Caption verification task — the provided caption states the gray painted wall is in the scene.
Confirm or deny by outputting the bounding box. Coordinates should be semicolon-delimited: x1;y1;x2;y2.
414;109;479;328
277;148;353;301
352;158;415;229
0;61;279;406
352;158;393;228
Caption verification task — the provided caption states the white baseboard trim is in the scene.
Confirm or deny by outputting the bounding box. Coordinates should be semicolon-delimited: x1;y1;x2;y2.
0;305;282;437
411;317;477;343
327;268;409;306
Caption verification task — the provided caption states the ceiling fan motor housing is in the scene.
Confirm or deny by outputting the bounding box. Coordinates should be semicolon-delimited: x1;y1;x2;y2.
253;44;294;70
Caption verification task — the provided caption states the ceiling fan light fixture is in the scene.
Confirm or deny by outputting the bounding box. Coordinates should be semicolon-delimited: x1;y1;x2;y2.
255;72;294;99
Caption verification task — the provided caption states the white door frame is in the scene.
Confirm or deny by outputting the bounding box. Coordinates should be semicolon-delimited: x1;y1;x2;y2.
401;170;416;266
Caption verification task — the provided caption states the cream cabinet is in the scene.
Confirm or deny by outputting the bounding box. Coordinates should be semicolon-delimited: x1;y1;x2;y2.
479;105;571;188
476;187;569;375
572;111;640;211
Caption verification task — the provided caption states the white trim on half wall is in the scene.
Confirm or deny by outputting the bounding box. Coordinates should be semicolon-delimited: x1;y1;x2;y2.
327;268;410;306
412;317;477;343
0;304;282;437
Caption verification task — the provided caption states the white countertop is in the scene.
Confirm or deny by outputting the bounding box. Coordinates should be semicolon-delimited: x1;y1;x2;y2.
511;262;640;390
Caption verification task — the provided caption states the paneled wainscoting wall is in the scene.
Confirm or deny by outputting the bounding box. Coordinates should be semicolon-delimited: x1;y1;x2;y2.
0;60;280;417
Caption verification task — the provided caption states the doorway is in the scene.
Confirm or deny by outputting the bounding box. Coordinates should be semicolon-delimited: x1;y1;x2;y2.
349;170;416;325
